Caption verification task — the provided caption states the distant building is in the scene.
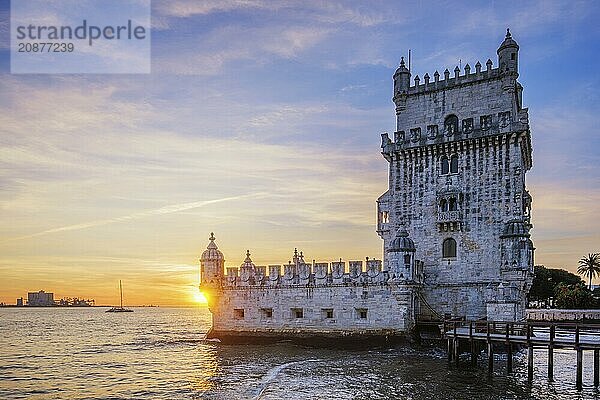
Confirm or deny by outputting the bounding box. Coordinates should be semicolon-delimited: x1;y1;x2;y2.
27;290;54;306
16;297;24;306
57;297;94;307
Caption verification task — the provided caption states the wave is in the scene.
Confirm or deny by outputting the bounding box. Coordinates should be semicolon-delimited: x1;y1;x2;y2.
251;359;320;400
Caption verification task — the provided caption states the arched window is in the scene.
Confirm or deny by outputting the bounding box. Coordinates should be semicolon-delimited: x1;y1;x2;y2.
441;156;449;175
449;197;457;211
442;238;457;258
450;154;458;173
444;115;459;135
440;199;448;212
404;254;411;266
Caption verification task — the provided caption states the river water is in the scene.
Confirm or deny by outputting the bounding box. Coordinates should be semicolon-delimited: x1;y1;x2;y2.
1;307;598;399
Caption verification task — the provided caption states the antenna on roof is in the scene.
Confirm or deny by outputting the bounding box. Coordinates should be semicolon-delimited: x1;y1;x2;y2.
408;49;411;71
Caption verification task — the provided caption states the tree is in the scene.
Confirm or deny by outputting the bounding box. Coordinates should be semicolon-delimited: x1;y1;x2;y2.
554;282;596;309
577;253;600;290
529;265;584;307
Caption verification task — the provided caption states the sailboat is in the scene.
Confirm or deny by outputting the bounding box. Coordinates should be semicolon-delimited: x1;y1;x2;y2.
106;280;133;312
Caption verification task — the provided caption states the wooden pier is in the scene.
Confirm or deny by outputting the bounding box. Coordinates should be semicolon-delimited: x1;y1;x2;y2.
443;320;600;390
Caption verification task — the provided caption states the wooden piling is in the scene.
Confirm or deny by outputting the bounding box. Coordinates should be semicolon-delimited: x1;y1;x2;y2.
576;324;582;390
527;325;533;383
487;322;493;375
454;337;460;367
471;340;477;366
576;348;583;390
505;323;512;374
444;319;600;390
470;322;477;366
594;349;599;387
548;324;554;381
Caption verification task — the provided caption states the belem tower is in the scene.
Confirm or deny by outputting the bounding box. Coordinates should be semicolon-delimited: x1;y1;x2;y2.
200;30;534;343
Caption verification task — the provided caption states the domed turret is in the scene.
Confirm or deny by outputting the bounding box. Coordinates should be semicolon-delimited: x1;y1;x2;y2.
239;250;256;284
389;229;416;252
387;229;417;282
200;232;225;285
500;219;530;238
201;232;224;262
393;57;411;95
497;28;519;75
240;250;255;269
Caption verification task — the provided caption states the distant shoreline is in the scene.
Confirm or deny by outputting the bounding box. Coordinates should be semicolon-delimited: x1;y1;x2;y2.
0;304;209;308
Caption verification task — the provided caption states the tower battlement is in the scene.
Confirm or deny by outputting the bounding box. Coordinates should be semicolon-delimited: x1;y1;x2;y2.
385;29;529;158
406;61;500;95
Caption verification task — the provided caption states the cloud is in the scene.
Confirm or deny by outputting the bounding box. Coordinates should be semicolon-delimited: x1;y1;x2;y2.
154;0;269;18
448;0;591;37
0;75;387;261
154;0;392;27
3;193;267;242
153;24;331;74
151;0;401;74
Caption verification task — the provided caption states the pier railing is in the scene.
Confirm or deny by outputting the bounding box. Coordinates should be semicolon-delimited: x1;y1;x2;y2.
443;320;600;390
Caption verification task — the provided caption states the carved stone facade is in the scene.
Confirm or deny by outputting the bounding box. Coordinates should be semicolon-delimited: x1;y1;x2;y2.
379;29;534;321
200;31;534;342
201;235;423;342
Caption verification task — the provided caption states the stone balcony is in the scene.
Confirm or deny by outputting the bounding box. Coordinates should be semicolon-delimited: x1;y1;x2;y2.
437;210;461;223
437;211;462;232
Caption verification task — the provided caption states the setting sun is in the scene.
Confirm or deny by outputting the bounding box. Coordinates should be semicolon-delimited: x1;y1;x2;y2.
193;291;208;305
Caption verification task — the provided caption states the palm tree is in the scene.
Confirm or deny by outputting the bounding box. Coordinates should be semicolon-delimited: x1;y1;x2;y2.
577;253;600;290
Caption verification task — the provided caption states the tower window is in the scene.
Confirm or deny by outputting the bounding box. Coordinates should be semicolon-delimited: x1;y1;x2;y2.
381;211;389;223
292;308;303;318
444;115;459;135
511;53;516;60
404;254;411;266
440;199;448;212
410;127;421;142
427;124;439;139
480;115;492;130
462;118;474;133
441;156;449;175
322;308;334;319
450;155;459;173
449;197;457;211
443;238;457;258
234;308;245;319
356;308;368;319
261;308;273;319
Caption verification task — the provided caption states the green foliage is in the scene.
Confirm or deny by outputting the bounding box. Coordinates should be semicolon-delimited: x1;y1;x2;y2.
529;265;584;303
554;282;596;309
577;253;600;290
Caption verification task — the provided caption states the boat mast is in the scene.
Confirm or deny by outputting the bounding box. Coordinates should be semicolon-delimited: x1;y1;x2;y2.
119;280;123;308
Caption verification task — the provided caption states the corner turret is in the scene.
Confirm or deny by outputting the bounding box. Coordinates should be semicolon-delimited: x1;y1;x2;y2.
393;57;411;95
497;28;519;75
200;232;225;286
387;229;416;281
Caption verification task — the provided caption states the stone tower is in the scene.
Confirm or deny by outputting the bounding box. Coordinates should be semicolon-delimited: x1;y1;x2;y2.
378;30;534;321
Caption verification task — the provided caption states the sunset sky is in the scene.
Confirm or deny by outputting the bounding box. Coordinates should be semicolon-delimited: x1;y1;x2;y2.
1;0;599;306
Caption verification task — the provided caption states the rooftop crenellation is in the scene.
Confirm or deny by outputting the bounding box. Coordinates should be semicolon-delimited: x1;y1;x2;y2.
406;59;501;94
395;29;519;97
